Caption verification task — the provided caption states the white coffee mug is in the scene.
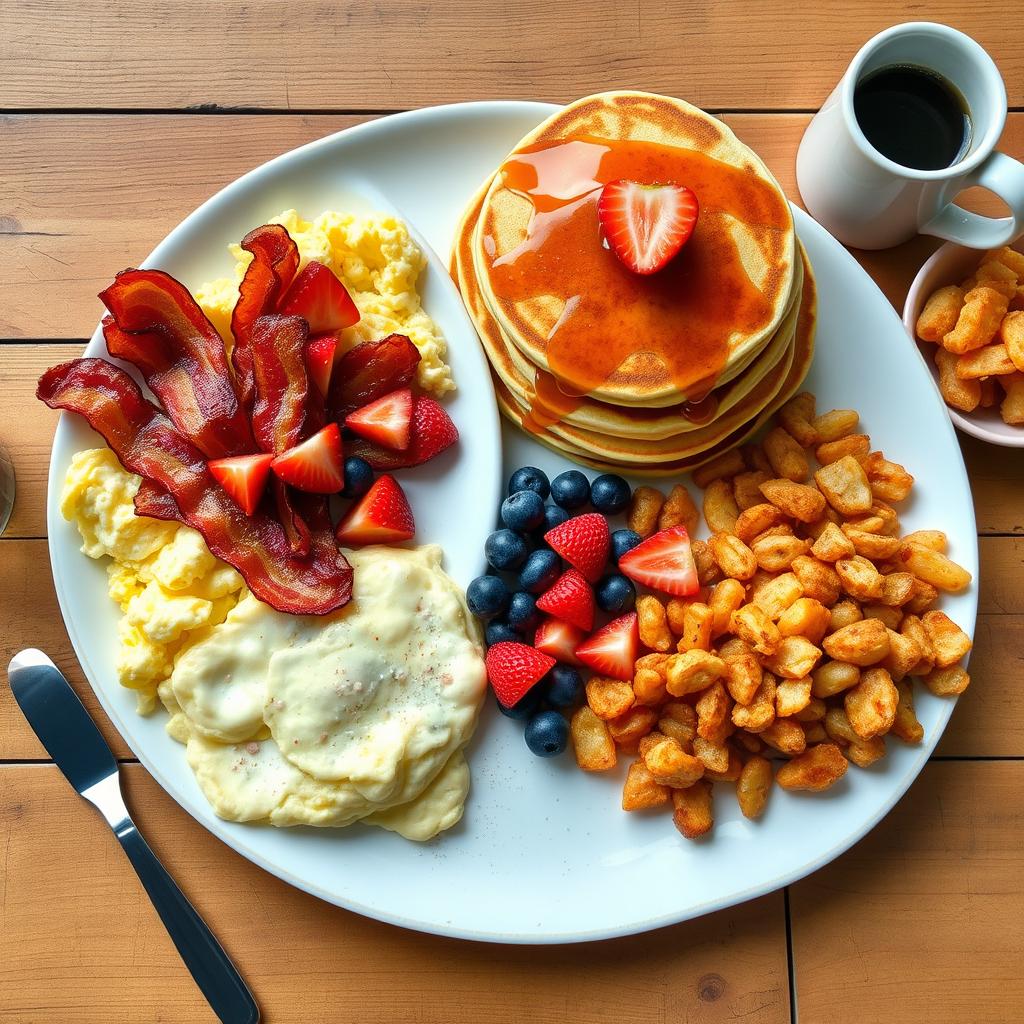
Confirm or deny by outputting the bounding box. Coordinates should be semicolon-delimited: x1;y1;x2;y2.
796;22;1024;250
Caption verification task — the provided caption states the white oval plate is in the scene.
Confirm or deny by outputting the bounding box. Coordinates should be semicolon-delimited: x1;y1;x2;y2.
47;101;978;943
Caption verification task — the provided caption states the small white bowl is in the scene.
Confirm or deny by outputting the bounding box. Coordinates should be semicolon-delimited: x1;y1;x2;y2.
903;238;1024;447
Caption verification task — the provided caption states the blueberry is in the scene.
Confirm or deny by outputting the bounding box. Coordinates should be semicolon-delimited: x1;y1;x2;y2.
501;490;546;531
497;686;542;720
541;504;570;533
590;473;631;514
550;470;591;510
518;549;561;594
466;575;510;620
596;573;636;614
340;456;375;498
508;466;550;501
507;591;541;633
544;664;583;708
484;528;530;571
611;528;643;562
525;710;569;756
485;620;520;646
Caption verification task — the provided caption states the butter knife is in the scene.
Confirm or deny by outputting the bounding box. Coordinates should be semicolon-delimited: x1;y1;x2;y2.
7;649;259;1024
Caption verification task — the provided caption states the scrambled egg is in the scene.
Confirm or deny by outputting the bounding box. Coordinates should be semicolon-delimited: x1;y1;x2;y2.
62;451;486;840
195;208;455;397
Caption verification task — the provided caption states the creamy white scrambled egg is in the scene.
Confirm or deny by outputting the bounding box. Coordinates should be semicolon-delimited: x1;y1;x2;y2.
62;450;486;840
195;208;454;397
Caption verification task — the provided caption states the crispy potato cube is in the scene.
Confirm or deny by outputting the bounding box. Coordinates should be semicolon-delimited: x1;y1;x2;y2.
665;597;690;637
975;257;1020;298
703;478;740;534
680;602;714;652
812;659;861;698
922;610;973;667
708;578;746;638
708;532;758;581
815;433;871;466
863;452;915;503
916;284;965;342
721;638;763;706
923;664;970;696
665;649;727;697
844;667;899;739
570;706;617;771
899;541;972;593
861;604;903;631
731;671;776;732
628;486;665;538
730;604;782;656
776;743;848;791
904;578;940;615
828;598;863;633
813;409;859;442
902;529;947;553
763;426;810;482
891;680;925;744
777;597;831;645
586;677;636;721
696;681;733;744
836;555;883;602
942;284;1008;353
759;478;827;523
879;571;916;607
795;696;827;722
842;525;901;560
622;759;671;811
1000;371;1024;424
735;502;785;545
956;342;1015;379
823;706;886;766
815;456;873;516
763;636;822;679
935;346;982;412
811;521;856;562
672;780;714;839
760;718;807;756
692;450;746;489
633;652;669;705
899;614;935;674
691;539;723;586
733;470;771;511
704;748;743;782
823;618;891;666
984;246;1024;277
692;735;730;773
637;594;673;653
608;706;659;748
775;677;813;717
791;555;842;605
1001;310;1024;373
752;572;804;621
658;701;698;746
751;533;810;572
658;483;699;536
736;756;773;819
879;628;920;683
644;736;705;788
802;721;828;744
778;392;819;446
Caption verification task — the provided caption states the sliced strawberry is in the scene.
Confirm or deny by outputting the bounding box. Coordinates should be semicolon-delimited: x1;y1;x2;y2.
279;261;360;334
535;569;595;632
543;513;609;583
346;395;458;469
575;613;640;681
345;388;413;451
305;333;337;396
534;617;586;666
485;641;555;708
207;453;274;516
618;525;699;597
334;474;415;546
597;180;699;275
270;422;344;494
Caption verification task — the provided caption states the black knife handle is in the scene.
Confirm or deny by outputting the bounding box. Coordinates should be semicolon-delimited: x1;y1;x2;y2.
115;821;259;1024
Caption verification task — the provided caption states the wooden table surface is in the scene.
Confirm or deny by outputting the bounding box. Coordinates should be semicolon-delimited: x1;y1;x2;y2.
2;3;1023;1021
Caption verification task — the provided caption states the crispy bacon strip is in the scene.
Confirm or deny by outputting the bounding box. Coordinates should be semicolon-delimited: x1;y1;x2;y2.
133;479;182;522
230;225;300;409
100;272;253;458
327;334;421;419
39;358;352;615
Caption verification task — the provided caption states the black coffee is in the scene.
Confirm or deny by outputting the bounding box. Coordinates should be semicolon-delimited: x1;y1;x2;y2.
853;64;971;171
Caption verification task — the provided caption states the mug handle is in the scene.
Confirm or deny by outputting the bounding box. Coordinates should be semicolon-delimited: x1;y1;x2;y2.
921;151;1024;249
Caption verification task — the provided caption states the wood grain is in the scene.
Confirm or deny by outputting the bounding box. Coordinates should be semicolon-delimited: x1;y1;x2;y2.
790;761;1024;1024
2;2;1024;112
0;764;790;1024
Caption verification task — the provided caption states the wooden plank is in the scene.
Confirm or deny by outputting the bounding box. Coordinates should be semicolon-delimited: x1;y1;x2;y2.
0;764;790;1024
2;1;1024;111
790;761;1024;1024
2;536;1019;760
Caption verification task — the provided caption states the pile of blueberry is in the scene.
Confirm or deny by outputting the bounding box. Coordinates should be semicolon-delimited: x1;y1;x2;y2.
468;466;642;757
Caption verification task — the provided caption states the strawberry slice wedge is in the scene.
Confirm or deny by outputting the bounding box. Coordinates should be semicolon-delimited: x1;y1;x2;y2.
270;422;345;494
534;617;586;666
597;180;699;275
485;641;555;709
345;395;458;469
279;262;360;334
575;613;640;681
536;569;595;632
207;453;274;516
345;388;414;451
305;334;337;397
618;525;699;597
544;513;609;583
335;474;415;545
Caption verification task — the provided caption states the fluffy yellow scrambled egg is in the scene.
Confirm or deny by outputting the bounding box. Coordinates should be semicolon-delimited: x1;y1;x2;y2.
195;208;454;396
61;450;486;840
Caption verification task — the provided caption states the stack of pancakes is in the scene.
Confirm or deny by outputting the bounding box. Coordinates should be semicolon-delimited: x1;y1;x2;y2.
452;91;817;473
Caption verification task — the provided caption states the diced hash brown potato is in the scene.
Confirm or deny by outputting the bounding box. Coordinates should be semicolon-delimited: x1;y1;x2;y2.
844;667;899;739
815;456;873;516
763;426;810;482
570;707;617;772
736;756;773;819
759;478;826;523
899;542;972;593
922;610;973;667
628;486;664;538
776;743;848;791
703;478;740;534
672;780;714;839
622;760;671;811
658;483;699;535
916;284;965;342
778;392;819;446
643;736;705;788
586;677;635;720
